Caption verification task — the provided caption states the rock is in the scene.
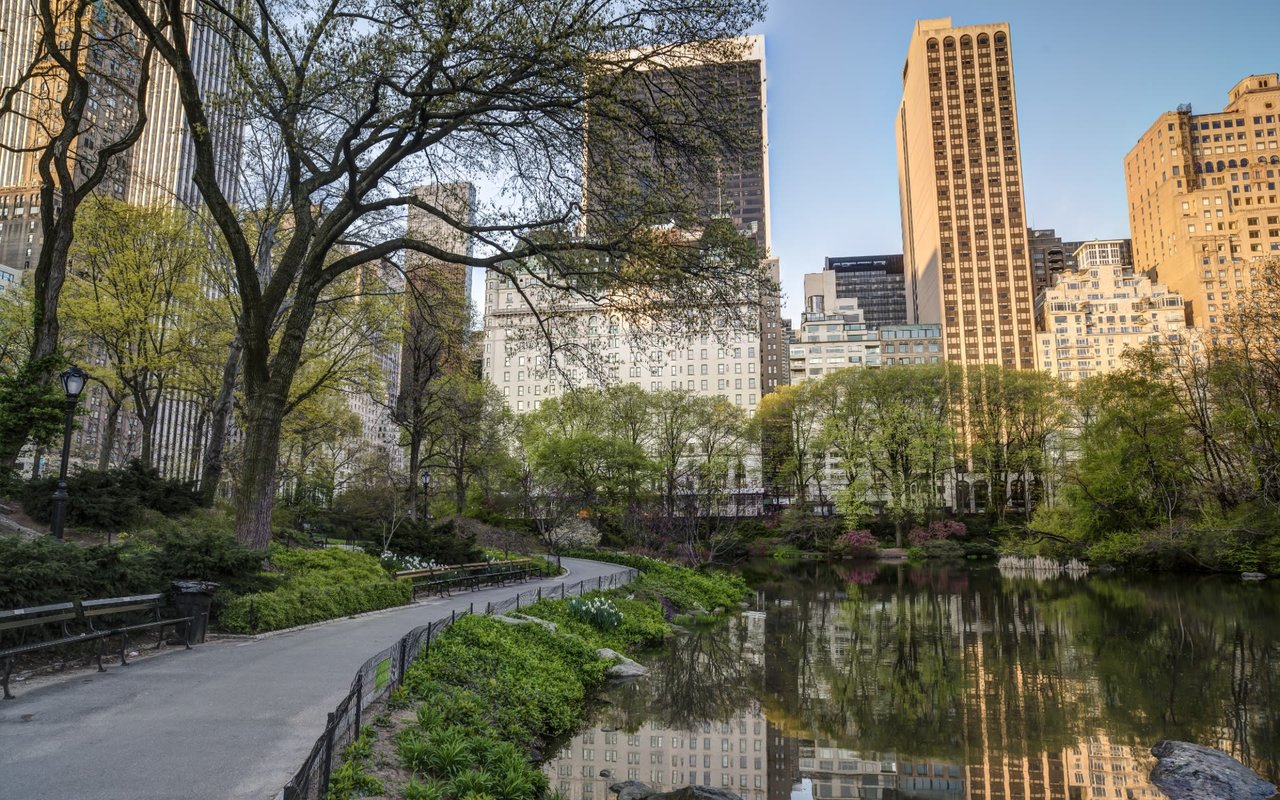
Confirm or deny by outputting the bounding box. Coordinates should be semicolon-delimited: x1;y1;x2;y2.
597;647;649;678
1149;740;1277;800
651;787;745;800
512;614;558;632
610;781;657;800
1242;572;1268;581
493;615;532;626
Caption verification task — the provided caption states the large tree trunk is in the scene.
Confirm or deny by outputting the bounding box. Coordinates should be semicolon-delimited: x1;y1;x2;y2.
200;339;242;505
234;396;287;550
98;397;121;470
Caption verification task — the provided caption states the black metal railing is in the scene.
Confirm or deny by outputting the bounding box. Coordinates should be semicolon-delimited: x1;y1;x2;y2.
279;567;638;800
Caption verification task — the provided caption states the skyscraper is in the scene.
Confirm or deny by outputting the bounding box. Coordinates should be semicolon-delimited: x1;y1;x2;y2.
1125;74;1280;332
583;36;771;252
572;35;786;399
0;0;240;275
896;18;1036;369
820;254;907;328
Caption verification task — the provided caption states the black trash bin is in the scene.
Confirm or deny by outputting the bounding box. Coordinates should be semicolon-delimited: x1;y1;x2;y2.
170;580;219;644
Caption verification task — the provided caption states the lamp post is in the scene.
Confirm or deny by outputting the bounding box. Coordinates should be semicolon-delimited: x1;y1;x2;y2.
50;366;87;541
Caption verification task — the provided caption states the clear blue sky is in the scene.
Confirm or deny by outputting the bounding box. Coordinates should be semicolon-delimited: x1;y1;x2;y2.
757;1;1279;319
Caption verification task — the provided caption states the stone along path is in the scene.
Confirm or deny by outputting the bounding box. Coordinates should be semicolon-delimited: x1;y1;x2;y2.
0;556;623;800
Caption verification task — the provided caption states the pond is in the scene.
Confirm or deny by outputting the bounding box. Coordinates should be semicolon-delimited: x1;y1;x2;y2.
543;560;1280;800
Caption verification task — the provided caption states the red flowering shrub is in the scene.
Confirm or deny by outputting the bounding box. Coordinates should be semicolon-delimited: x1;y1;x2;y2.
835;529;879;557
907;519;967;547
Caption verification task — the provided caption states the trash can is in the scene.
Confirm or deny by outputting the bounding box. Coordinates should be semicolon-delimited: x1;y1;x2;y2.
170;580;220;644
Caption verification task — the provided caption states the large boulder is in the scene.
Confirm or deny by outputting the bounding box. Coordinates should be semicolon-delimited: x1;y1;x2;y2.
609;782;657;800
597;647;649;678
1150;740;1277;800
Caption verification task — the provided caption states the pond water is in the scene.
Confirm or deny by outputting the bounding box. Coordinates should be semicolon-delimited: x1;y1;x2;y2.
543;560;1280;800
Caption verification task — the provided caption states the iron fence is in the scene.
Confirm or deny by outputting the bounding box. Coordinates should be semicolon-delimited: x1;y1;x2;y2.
280;567;637;800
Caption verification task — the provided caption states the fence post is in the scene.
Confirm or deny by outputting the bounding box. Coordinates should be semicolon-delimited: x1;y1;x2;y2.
397;636;408;687
469;601;473;615
486;601;491;614
516;594;521;610
451;609;456;624
354;673;363;734
320;712;336;796
560;584;565;599
537;587;542;601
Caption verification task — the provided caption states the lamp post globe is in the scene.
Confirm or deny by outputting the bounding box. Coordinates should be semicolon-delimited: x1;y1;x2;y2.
50;365;88;541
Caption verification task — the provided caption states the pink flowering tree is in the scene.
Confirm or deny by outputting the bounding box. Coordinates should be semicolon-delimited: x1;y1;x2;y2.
907;519;967;547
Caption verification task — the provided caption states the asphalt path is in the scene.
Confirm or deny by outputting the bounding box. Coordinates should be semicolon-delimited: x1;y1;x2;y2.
0;556;624;800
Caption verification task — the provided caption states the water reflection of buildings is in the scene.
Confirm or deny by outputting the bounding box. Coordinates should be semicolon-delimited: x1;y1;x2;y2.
763;570;1165;800
547;565;1184;800
544;613;770;800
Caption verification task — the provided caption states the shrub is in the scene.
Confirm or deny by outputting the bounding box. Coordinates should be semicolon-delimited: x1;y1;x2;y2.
962;542;999;560
919;539;965;560
834;530;879;558
402;615;606;747
908;519;967;547
567;596;622;631
1085;531;1147;567
0;535;156;612
20;461;199;530
386;518;482;566
147;524;265;591
217;547;412;634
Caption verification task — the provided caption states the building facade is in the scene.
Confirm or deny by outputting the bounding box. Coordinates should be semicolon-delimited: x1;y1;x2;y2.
896;18;1036;369
584;36;770;253
1034;241;1198;383
1125;74;1280;331
483;255;781;416
820;255;907;328
790;270;943;382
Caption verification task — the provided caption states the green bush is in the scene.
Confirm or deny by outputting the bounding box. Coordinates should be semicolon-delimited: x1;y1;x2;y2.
962;542;999;560
521;593;668;652
402;614;606;747
1085;531;1148;567
378;517;482;566
217;547;412;634
918;539;965;560
20;461;199;530
567;596;622;631
561;549;749;611
0;535;156;612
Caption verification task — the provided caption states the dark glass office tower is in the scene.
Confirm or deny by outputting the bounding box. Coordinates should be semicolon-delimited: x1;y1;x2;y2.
823;254;908;328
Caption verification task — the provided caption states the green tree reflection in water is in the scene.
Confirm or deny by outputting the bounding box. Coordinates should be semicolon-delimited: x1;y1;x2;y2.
546;562;1280;800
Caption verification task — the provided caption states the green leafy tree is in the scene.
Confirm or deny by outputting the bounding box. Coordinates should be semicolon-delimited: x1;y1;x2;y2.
107;0;768;549
61;199;211;469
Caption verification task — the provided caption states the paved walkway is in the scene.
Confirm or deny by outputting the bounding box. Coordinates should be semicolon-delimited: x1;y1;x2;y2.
0;557;621;800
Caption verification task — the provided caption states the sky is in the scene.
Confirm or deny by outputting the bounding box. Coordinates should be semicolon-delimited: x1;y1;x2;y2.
756;0;1279;320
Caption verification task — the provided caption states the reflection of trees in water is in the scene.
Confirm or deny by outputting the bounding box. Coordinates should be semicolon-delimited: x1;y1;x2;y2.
1040;576;1280;780
751;561;1280;782
599;615;766;733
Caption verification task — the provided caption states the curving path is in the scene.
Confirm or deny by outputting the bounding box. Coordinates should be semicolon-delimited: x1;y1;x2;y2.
0;556;622;800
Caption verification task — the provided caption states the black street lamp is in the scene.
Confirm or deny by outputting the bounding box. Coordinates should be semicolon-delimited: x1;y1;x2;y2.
50;366;87;541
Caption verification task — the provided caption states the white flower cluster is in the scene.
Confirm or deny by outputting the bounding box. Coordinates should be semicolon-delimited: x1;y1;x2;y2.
382;552;441;572
569;596;623;630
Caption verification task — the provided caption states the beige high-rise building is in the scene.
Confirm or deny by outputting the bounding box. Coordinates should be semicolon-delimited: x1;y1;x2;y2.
1125;74;1280;332
896;18;1036;369
1034;241;1199;383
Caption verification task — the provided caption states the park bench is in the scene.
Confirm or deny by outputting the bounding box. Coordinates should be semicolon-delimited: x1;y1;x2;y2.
0;594;193;699
398;559;536;599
